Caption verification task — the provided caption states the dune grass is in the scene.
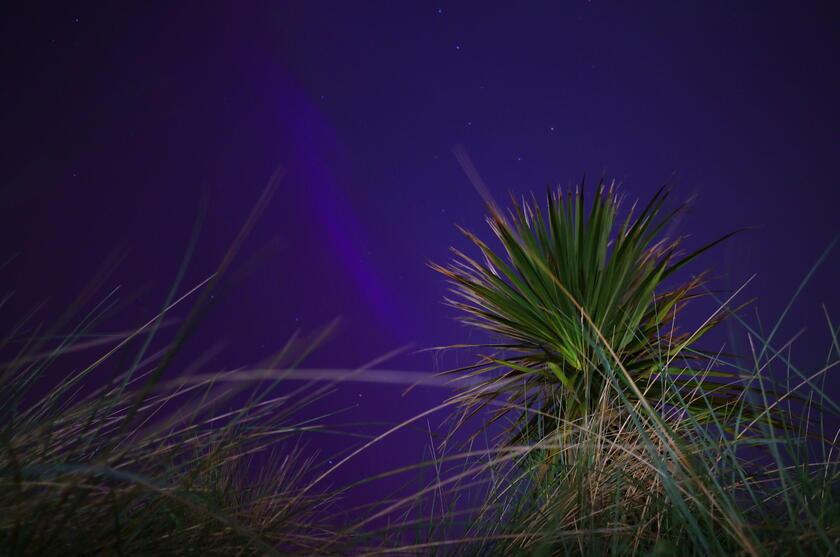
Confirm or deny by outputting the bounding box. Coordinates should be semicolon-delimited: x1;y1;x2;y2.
447;319;840;557
1;179;836;556
1;173;353;555
0;276;352;556
405;181;840;556
302;182;839;556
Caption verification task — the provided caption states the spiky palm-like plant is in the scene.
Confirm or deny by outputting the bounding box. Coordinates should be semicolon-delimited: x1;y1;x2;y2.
432;179;755;443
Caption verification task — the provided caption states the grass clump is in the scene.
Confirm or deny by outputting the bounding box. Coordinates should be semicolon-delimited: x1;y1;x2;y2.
0;280;342;556
426;180;839;556
2;175;836;556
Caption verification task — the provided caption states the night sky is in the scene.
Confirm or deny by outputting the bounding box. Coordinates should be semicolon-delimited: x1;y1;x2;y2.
2;2;838;502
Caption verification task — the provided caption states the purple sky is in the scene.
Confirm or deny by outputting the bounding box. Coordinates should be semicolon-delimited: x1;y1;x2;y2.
2;2;837;503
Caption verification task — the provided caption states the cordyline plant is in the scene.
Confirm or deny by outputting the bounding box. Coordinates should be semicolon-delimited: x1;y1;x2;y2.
431;178;773;444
